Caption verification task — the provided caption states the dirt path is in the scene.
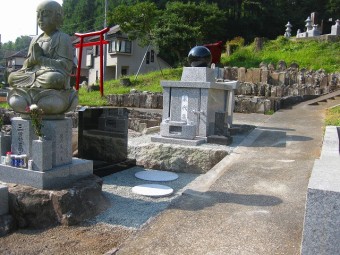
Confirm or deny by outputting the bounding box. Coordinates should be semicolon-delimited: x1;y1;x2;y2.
0;223;134;255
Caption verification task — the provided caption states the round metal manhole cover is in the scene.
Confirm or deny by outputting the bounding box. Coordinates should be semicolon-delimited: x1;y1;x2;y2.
135;170;179;182
132;184;174;197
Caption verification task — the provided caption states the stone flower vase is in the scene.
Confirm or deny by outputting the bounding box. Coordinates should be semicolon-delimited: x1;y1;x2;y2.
32;138;52;171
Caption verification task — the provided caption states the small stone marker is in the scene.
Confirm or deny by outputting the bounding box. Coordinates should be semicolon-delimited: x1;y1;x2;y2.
135;170;179;182
132;184;174;197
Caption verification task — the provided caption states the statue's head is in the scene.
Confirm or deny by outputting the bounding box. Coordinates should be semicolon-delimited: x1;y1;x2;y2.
37;0;63;32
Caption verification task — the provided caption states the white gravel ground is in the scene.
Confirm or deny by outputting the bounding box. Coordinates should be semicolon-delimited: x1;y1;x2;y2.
87;166;200;229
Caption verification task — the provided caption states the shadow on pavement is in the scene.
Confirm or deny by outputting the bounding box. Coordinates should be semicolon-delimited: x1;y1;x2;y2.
249;130;313;147
171;190;283;211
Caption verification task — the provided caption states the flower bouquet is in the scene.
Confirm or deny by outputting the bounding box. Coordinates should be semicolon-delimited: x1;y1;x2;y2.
26;104;44;138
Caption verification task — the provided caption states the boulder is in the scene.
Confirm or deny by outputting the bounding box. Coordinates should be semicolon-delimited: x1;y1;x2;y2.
128;143;228;174
8;175;109;229
0;214;16;237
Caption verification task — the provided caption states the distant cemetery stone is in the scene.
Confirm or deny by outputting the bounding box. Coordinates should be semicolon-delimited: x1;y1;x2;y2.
296;13;340;39
284;22;292;38
331;19;340;35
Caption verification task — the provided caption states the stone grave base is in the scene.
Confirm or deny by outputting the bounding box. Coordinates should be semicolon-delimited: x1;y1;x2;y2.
0;158;93;190
207;135;233;145
6;175;109;229
128;138;228;174
151;135;206;146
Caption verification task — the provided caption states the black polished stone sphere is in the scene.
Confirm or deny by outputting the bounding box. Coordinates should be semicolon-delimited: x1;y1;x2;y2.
188;46;212;67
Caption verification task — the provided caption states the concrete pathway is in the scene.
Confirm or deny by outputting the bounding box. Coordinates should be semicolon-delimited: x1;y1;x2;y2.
116;93;340;255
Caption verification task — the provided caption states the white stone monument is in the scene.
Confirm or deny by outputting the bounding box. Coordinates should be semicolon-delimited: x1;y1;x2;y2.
284;22;292;38
308;24;321;37
331;19;340;36
152;46;238;146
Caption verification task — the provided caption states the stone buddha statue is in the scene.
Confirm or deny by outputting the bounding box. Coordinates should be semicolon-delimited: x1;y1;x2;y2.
7;0;78;118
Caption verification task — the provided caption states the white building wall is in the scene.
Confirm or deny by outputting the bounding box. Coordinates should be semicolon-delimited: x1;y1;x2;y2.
84;29;171;85
88;56;102;85
14;57;25;66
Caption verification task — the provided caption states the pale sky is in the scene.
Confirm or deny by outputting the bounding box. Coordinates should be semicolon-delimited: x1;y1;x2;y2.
0;0;63;43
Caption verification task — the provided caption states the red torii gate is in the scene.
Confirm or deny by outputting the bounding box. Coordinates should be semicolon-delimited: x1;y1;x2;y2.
74;27;110;97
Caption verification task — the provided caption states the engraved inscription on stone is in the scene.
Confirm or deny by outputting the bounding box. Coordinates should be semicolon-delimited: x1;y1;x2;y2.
17;124;24;155
181;95;188;121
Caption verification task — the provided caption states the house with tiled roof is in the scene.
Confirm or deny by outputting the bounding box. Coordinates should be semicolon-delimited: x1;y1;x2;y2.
5;49;28;73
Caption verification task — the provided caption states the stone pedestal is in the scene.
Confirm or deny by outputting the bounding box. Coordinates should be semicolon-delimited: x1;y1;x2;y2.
11;118;35;156
160;121;196;140
42;118;73;166
11;117;72;166
0;117;93;190
0;158;93;189
32;139;52;171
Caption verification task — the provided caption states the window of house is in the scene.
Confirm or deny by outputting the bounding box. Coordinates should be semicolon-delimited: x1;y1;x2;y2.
108;39;132;53
86;49;93;67
93;45;99;56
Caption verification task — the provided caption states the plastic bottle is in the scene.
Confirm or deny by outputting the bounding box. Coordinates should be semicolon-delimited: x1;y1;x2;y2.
5;152;12;166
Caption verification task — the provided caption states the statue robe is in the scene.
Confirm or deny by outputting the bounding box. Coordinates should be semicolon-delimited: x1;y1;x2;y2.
9;30;73;89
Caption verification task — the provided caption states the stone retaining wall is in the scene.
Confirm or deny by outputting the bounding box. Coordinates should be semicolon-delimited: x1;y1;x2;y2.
224;67;340;95
105;66;339;114
229;66;340;113
128;110;162;132
107;92;163;109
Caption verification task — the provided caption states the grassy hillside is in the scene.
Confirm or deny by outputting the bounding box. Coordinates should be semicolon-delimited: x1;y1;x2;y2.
221;36;340;73
78;68;182;106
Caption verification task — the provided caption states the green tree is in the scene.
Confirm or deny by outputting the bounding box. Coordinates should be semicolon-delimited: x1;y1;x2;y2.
108;2;160;46
108;1;227;65
62;0;99;34
14;36;31;51
326;0;340;17
154;1;227;65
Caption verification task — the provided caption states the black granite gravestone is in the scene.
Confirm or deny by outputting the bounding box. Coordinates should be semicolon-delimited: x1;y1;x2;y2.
78;107;134;176
207;112;233;145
